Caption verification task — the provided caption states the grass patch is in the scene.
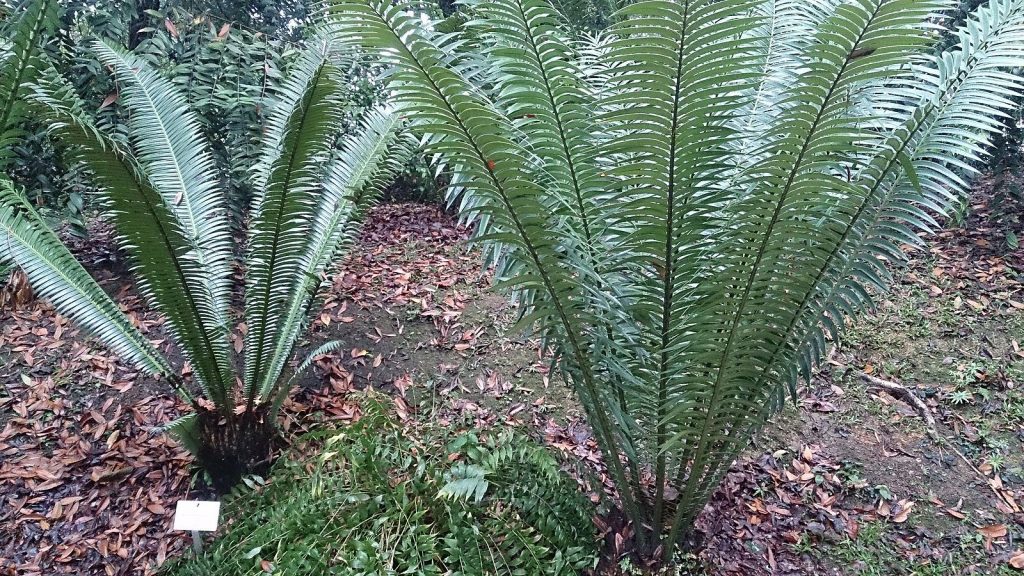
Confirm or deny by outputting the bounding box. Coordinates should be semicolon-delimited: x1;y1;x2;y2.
812;521;1015;576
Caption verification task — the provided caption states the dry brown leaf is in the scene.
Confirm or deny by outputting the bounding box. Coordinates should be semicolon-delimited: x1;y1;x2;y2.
892;500;914;523
978;524;1007;539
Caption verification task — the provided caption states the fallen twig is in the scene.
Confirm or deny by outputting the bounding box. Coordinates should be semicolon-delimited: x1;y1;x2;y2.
829;361;1020;513
827;360;936;428
857;371;937;429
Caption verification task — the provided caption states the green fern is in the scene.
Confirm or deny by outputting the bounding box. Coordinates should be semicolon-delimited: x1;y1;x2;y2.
164;394;598;576
326;0;1024;558
0;0;56;166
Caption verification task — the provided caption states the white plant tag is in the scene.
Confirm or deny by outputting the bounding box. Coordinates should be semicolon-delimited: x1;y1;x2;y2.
172;500;220;532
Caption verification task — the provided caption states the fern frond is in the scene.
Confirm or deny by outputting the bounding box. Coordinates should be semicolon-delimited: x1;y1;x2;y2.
258;105;409;402
0;0;56;165
28;65;235;409
668;0;951;533
91;41;234;335
326;0;640;519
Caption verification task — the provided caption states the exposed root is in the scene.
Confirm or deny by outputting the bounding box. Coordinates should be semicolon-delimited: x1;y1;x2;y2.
856;371;937;429
831;362;1019;513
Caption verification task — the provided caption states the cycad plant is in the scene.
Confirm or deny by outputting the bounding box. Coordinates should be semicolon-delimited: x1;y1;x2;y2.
0;34;409;491
326;0;1024;559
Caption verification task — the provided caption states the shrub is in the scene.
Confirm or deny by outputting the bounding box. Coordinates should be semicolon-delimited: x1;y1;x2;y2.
165;396;598;576
326;0;1024;560
0;29;410;491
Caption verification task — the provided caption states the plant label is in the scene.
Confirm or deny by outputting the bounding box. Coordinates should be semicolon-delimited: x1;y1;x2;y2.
172;500;220;532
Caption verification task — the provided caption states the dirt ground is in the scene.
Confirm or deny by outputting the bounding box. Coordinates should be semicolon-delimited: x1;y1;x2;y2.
1;191;1022;574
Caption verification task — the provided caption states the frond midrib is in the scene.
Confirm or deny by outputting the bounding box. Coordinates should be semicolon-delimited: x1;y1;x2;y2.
247;61;328;405
652;0;691;534
675;0;887;530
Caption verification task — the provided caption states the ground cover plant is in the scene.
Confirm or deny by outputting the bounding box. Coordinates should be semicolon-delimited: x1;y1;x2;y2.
0;27;410;490
164;394;598;576
327;0;1024;561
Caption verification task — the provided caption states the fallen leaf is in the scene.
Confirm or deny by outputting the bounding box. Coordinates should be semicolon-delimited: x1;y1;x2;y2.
99;92;118;110
892;500;913;523
978;524;1007;539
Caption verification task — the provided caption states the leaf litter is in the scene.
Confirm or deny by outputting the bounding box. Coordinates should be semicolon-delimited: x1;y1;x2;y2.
1;196;1022;574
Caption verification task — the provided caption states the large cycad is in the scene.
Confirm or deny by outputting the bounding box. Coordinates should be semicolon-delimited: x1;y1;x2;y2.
0;33;409;491
325;0;1024;558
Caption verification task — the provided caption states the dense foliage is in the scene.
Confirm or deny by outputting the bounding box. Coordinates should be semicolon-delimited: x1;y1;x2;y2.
165;396;598;576
0;20;410;490
327;0;1024;560
0;2;301;231
2;1;428;232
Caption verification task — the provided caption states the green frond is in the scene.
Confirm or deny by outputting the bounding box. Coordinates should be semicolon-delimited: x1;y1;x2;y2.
0;0;56;165
666;0;953;532
688;0;1024;523
257;105;411;402
326;0;640;518
163;413;202;457
466;0;611;265
734;0;843;147
243;36;351;405
27;65;235;410
91;41;234;335
0;178;173;379
327;0;1024;553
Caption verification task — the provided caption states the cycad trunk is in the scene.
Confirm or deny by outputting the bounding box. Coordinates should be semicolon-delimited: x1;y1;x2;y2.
194;406;275;493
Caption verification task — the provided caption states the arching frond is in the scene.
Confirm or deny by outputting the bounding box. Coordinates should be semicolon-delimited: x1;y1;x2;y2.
28;65;235;409
0;0;56;164
666;0;951;533
734;0;843;149
91;41;234;334
693;0;1024;525
467;0;610;264
0;178;173;379
255;104;411;402
322;0;1024;554
326;0;640;519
